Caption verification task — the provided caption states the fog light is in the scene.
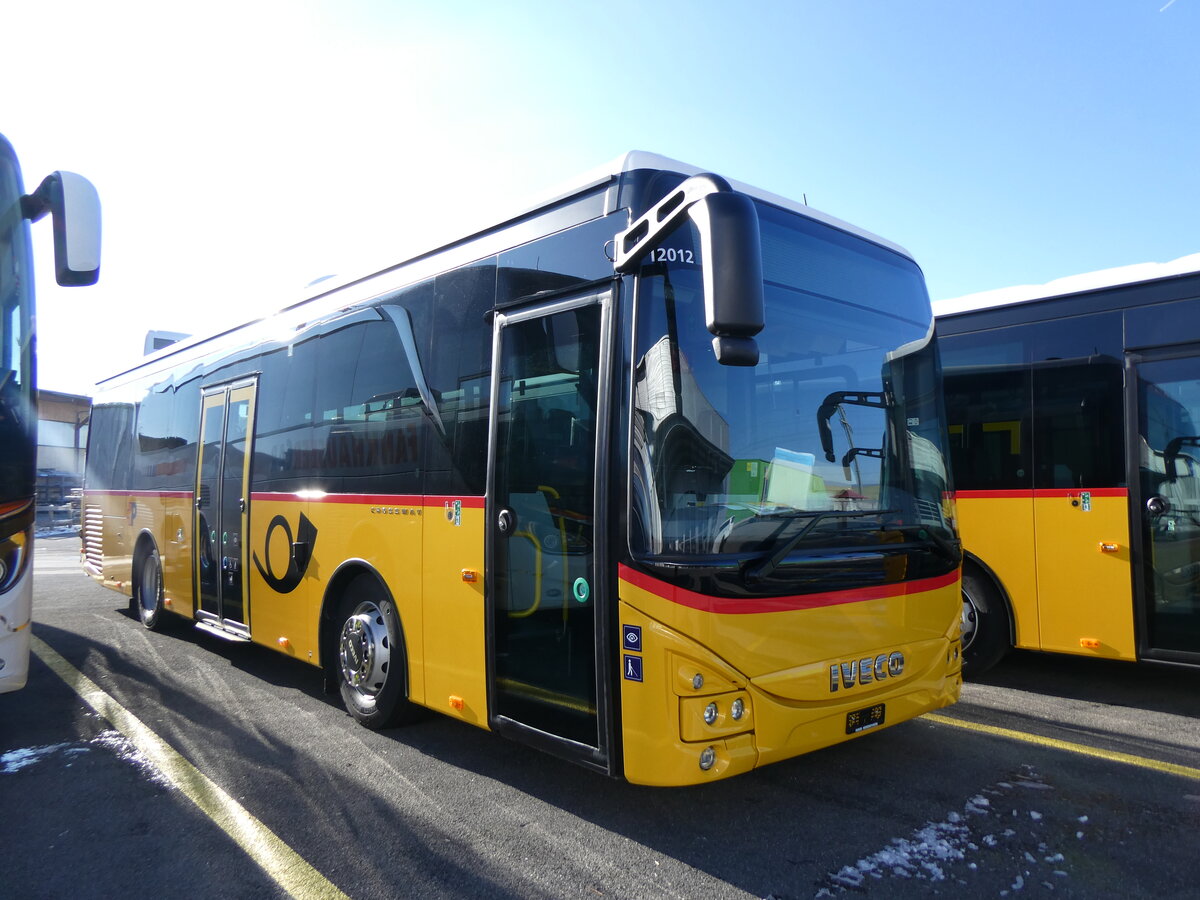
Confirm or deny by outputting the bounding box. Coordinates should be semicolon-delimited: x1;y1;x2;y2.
699;746;716;770
731;698;745;720
703;701;718;725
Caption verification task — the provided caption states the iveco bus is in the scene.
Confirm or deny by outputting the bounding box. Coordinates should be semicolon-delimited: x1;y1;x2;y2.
84;153;960;784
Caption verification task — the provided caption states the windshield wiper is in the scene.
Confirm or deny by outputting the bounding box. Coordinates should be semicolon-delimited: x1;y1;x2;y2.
743;509;896;584
883;524;962;566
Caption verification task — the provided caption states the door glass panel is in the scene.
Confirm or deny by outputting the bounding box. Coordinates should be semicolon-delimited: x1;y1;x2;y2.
197;395;225;617
220;393;252;624
1137;357;1200;655
195;384;255;627
493;304;601;746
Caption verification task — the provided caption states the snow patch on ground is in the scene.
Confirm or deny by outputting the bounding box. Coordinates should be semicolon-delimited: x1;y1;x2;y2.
813;765;1086;897
1;730;172;788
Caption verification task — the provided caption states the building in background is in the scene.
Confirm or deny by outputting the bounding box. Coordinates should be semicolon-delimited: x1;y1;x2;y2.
36;389;91;530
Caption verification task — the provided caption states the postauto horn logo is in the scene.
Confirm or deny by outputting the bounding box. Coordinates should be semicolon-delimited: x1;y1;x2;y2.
252;513;318;593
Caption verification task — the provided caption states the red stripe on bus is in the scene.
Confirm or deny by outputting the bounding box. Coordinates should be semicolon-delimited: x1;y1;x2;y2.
954;488;1128;500
618;564;959;615
249;492;485;508
83;489;194;499
426;495;486;509
250;492;424;505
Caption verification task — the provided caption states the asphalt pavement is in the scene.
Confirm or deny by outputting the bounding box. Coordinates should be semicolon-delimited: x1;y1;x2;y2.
3;535;1198;899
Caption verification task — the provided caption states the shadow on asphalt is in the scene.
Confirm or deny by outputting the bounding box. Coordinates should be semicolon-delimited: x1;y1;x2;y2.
969;649;1200;718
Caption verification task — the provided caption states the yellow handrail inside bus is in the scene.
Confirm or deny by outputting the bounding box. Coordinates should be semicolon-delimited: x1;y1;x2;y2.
509;529;542;618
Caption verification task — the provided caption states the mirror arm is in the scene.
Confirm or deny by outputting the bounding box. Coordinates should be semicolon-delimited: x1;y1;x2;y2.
613;173;733;274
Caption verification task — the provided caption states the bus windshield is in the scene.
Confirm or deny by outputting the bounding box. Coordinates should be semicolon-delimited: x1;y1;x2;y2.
630;202;955;584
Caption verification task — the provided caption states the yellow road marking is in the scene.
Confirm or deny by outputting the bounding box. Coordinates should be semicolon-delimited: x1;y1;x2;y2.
31;635;349;900
925;712;1200;782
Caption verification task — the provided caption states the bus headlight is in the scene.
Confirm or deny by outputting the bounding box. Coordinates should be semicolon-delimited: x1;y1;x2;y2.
680;692;752;741
0;534;30;595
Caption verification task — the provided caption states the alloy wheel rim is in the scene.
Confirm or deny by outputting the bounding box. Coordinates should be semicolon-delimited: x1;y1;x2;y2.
338;601;391;704
960;591;979;651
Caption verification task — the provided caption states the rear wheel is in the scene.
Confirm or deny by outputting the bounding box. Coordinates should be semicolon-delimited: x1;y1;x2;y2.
961;567;1010;676
336;577;418;728
135;546;165;630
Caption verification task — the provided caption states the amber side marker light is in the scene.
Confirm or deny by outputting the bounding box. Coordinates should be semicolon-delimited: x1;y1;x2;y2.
1080;638;1101;649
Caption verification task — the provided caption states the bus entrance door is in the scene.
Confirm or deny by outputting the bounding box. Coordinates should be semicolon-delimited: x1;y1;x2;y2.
1131;351;1200;662
194;380;258;640
487;293;612;770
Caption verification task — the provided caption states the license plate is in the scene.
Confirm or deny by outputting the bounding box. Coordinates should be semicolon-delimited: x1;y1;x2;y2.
846;703;886;734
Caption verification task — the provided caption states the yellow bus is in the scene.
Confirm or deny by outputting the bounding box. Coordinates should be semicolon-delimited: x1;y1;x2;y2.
1;132;100;693
83;153;961;785
936;255;1200;675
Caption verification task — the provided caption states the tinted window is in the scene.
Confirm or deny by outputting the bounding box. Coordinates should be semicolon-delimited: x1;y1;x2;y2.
322;306;428;495
429;265;494;495
86;402;136;492
253;338;321;490
1033;357;1124;489
135;382;192;490
941;330;1033;492
940;312;1124;491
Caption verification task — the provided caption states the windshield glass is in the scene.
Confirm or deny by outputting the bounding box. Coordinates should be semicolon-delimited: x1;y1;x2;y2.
0;139;36;507
630;201;955;589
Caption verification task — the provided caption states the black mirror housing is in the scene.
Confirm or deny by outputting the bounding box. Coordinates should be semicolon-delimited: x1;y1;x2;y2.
689;191;764;358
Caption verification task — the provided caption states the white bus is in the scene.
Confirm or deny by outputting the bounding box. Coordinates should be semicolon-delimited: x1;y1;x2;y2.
0;132;100;692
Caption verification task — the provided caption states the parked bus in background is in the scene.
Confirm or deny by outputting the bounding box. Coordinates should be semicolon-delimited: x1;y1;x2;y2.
935;255;1200;675
83;153;961;785
0;132;101;693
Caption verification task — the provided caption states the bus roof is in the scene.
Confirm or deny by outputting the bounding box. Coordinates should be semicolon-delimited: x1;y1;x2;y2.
593;152;913;260
933;252;1200;318
100;151;912;388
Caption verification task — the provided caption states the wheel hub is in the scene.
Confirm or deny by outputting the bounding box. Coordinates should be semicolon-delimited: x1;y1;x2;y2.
960;593;979;650
139;558;160;620
338;602;391;700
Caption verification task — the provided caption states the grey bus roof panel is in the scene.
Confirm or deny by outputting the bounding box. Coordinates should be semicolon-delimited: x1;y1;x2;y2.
933;252;1200;318
98;151;914;389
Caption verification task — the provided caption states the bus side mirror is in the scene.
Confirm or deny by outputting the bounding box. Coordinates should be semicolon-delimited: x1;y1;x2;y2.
614;174;764;366
21;171;102;286
688;191;764;366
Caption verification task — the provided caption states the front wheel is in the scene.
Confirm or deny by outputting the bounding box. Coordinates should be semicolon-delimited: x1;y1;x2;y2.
960;567;1010;677
336;577;418;729
134;546;166;630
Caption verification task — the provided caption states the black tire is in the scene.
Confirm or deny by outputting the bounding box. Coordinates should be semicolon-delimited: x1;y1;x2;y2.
335;576;418;729
134;546;166;630
960;567;1010;677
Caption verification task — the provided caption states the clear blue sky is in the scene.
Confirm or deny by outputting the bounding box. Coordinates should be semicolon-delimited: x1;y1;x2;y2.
9;0;1199;395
